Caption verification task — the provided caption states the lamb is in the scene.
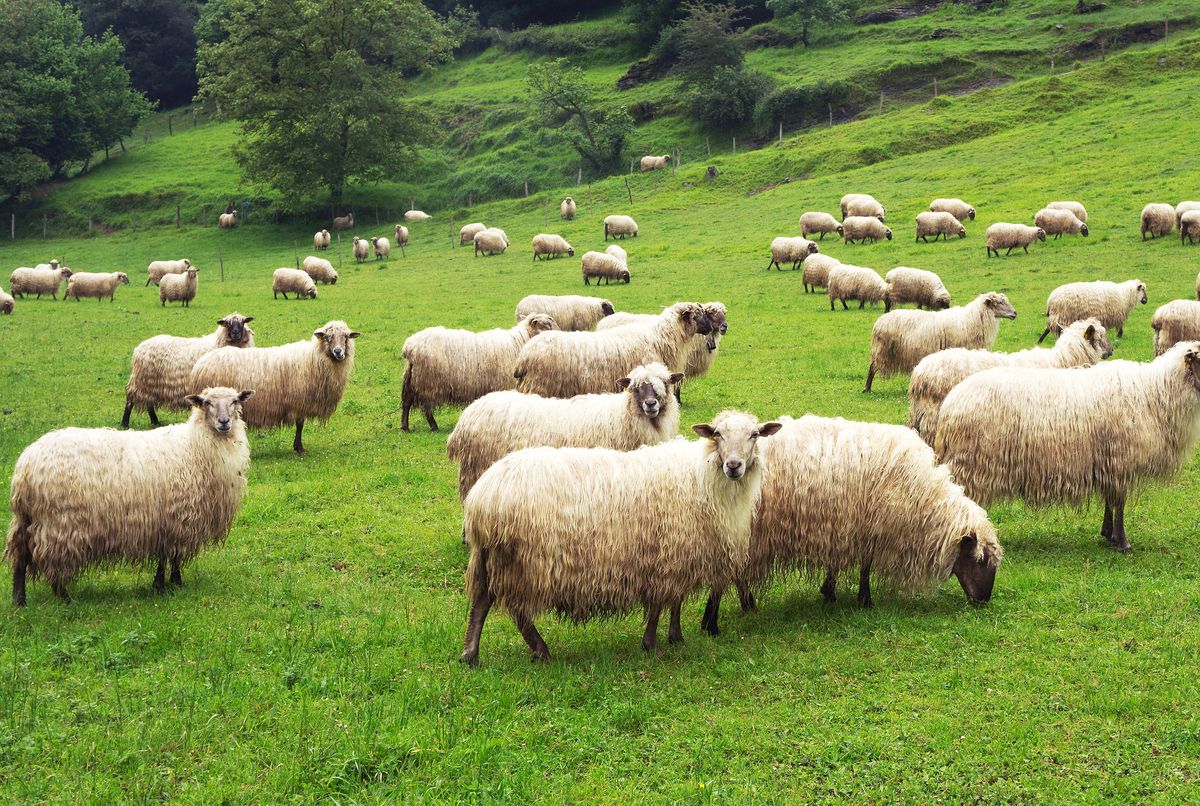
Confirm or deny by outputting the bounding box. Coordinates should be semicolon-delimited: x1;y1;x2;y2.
447;362;683;500
352;236;370;263
301;256;339;284
459;410;783;665
841;216;893;244
146;258;192;286
8;265;73;299
864;292;1017;392
1151;300;1200;356
0;285;12;314
826;264;890;311
404;210;431;222
532;233;575;261
1180;210;1200;246
122;313;256;428
189;320;359;454
560;197;576;220
603;215;638;240
581;249;630;285
907;319;1112;444
914;211;966;242
640;154;671;171
1140;203;1175;239
699;415;1003;636
332;213;354;230
7;387;254;605
394;224;409;253
373;236;391;260
840;193;885;221
595;302;726;403
401;314;558;432
799;212;843;240
766;236;819;271
159;267;199;307
1034;207;1089;238
884;267;950;310
218;211;238;228
1047;201;1087;223
1038;279;1147;341
65;272;129;302
272;268;318;300
802;254;840;294
514;302;712;398
514;294;614;331
1176;201;1200;228
314;229;331;250
929;198;975;221
474;227;509;257
934;341;1200;553
985;223;1046;256
459;223;486;246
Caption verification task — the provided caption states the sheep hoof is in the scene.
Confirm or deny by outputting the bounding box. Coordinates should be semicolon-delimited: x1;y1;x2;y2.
530;649;550;663
459;650;478;667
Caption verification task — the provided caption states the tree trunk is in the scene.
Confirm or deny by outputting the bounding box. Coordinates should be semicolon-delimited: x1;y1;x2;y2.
802;23;811;48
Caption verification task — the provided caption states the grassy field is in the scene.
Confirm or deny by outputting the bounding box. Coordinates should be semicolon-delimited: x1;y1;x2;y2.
3;33;1200;802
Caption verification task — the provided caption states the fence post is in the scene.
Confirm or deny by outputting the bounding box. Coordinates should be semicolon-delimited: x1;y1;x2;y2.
131;211;137;229
219;247;224;282
624;177;633;206
705;137;711;158
294;241;299;269
630;158;635;175
588;183;593;211
192;108;197;127
337;233;342;270
828;103;833;128
933;78;938;97
168;115;174;136
176;203;181;228
778;122;783;144
879;92;884;114
577;167;582;185
10;214;13;240
42;214;47;239
524;180;529;197
88;216;93;233
1050;56;1055;73
732;136;736;155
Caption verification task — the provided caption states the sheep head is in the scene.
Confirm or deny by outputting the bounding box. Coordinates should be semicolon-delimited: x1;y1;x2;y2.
952;527;1002;603
522;313;558;335
1034;227;1046;242
1182;343;1200;390
1135;281;1148;304
314;321;359;363
186;387;254;435
967;208;976;220
956;226;966;239
808;242;820;255
619;363;682;419
116;273;130;285
1079;223;1089;237
693;411;782;480
933;291;952;310
983;293;1017;320
883;227;893;240
1074;319;1112;358
600;300;615;317
218;313;254;346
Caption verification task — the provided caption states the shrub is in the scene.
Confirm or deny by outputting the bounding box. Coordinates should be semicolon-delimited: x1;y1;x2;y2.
497;23;632;56
753;79;854;131
691;66;774;129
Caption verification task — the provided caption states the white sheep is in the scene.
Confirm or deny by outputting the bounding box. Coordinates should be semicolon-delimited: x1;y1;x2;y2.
802;254;840;294
373;236;391;260
394;224;409;254
766;236;819;271
332;213;355;230
1038;279;1147;341
473;227;509;257
560;197;576;220
914;211;966;242
1047;201;1087;223
532;233;575;261
1176;201;1200;228
799;212;843;240
8;265;73;299
160;267;199;307
603;215;638;240
1140;203;1175;239
581;250;630;285
459;223;486;246
826;264;890;311
929;198;975;221
217;210;238;228
1034;207;1089;238
841;216;892;244
146;258;192;286
884;267;950;310
314;229;331;250
272;268;318;300
515;295;615;331
985;223;1046;256
301;256;339;284
352;236;370;263
595;302;726;403
404;210;431;222
1180;210;1200;246
65;271;130;302
1151;300;1200;355
840;193;885;220
0;285;13;314
640;154;671;171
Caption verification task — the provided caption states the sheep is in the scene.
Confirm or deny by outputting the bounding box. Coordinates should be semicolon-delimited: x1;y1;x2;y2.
272;268;318;300
1038;279;1147;341
159;267;199;307
314;229;331;250
884;267;950;310
840;193;885;221
0;285;12;314
218;210;238;228
474;227;509;257
373;237;391;260
8;265;73;300
6;386;254;605
447;362;683;500
514;302;713;399
581;250;630;285
459;223;486;246
595;302;726;403
929;198;975;221
1180;210;1200;246
985;223;1046;256
459;410;783;665
404;210;431;222
1176;201;1200;229
914;211;966;242
605;243;627;263
700;415;1003;635
1047;201;1087;223
532;233;575;261
766;236;819;271
1151;300;1200;356
842;216;893;244
934;341;1200;553
802;254;840;294
799;212;843;240
33;259;61;271
908;319;1112;444
122;313;256;428
1140;203;1175;240
640;154;671;171
560;197;576;220
603;214;638;241
301;256;339;285
65;271;130;302
515;295;614;331
332;213;354;231
394;224;409;253
827;264;890;311
864;292;1017;392
351;236;370;263
1034;207;1089;239
190;320;359;454
401;314;558;432
146;258;192;286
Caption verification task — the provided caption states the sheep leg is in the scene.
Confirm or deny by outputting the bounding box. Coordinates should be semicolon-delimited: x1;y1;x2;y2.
701;590;722;636
121;402;133;429
863;363;876;393
737;583;757;612
820;571;837;603
1101;502;1113;541
512;611;550;662
10;517;30;607
858;300;865;310
1022;245;1029;254
1117;326;1124;338
170;558;182;586
1037;327;1052;344
422;405;438;432
857;563;873;608
147;407;160;427
841;299;848;310
293;419;306;455
668;601;684;645
1112;500;1130;553
153;557;167;592
1005;246;1014;256
642;604;661;651
51;581;70;602
460;548;494;667
145;277;152;286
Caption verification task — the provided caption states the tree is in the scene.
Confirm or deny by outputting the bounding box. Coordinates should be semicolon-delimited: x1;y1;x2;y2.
526;59;634;176
79;31;156;162
673;1;747;85
197;0;454;209
766;0;848;47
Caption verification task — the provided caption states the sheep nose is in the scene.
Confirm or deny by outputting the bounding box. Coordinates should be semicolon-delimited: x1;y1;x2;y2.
725;459;743;476
332;349;345;360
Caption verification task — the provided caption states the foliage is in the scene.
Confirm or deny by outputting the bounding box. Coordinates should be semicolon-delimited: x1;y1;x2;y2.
754;78;854;130
526;59;634;175
767;0;849;47
625;0;690;51
444;5;496;56
423;0;615;28
692;66;774;128
496;22;634;56
673;1;749;85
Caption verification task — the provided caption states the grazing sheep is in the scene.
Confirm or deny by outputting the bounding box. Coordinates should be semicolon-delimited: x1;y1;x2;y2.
272;268;318;300
9;265;73;300
802;254;840;294
352;236;370;263
908;319;1112;444
1151;300;1200;356
1180;210;1200;246
404;210;431;222
840;194;885;221
603;215;638;241
884;267;950;310
0;285;12;314
474;227;509;257
560;197;576;220
700;415;1003;635
65;272;129;302
532;233;575;261
459;410;783;665
218;211;238;228
1039;279;1147;341
799;212;843;240
6;387;254;605
160;268;199;307
515;302;712;398
190;321;359;454
373;237;391;260
447;362;683;500
929;198;975;221
394;224;409;253
33;259;61;271
595;302;726;403
1176;201;1200;228
640;154;671;171
985;223;1046;256
766;236;819;271
935;341;1200;553
864;292;1017;392
332;213;354;231
459;223;486;246
301;256;339;285
581;250;630;285
914;211;966;243
122;313;256;428
314;229;331;250
146;258;192;286
1035;207;1089;239
401;314;558;432
842;216;892;244
827;264;890;311
515;295;614;331
1047;201;1087;223
1140;203;1175;240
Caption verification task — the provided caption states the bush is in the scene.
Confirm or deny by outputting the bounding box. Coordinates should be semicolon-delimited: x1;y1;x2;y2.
446;6;497;56
496;23;632;56
691;66;774;129
753;79;854;131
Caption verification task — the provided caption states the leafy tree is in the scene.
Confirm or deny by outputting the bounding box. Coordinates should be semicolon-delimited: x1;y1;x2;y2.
197;0;454;209
766;0;848;47
625;0;689;51
526;59;634;176
79;31;156;162
673;1;747;85
691;65;773;128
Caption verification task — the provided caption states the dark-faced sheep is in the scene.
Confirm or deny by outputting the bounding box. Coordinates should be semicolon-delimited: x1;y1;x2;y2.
985;223;1045;256
1038;279;1146;341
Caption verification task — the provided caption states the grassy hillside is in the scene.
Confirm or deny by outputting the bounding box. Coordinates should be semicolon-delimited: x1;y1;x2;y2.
2;29;1200;802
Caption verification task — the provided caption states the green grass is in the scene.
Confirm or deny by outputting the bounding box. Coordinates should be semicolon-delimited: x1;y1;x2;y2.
3;31;1200;802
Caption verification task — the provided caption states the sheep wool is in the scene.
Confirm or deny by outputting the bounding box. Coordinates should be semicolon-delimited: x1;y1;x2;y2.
1047;201;1087;223
1152;300;1200;356
373;237;391;260
9;266;73;299
1039;279;1147;341
581;251;630;285
766;236;819;271
146;258;192;286
1140;203;1175;239
352;237;371;263
799;212;843;240
597;303;727;403
603;215;638;241
532;233;575;261
160;267;198;307
914;211;966;242
314;230;331;250
273;268;318;300
404;210;431;222
827;264;889;311
929;198;975;221
840;194;885;221
841;216;892;244
985;223;1046;256
301;256;339;284
332;213;354;230
1176;201;1200;228
1034;207;1089;238
640;154;671;171
65;272;130;302
560;197;576;220
474;228;509;256
394;224;409;248
1180;210;1200;246
514;294;615;331
0;285;13;314
884;267;950;310
459;223;486;246
802;254;840;294
218;211;238;228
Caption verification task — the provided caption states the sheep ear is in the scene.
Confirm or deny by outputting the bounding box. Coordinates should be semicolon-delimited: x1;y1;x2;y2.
960;533;978;551
237;390;255;402
243;316;254;323
217;318;227;326
1085;323;1097;340
313;329;327;340
185;394;206;409
756;422;784;438
348;331;361;339
692;424;716;439
617;377;632;390
668;373;685;385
